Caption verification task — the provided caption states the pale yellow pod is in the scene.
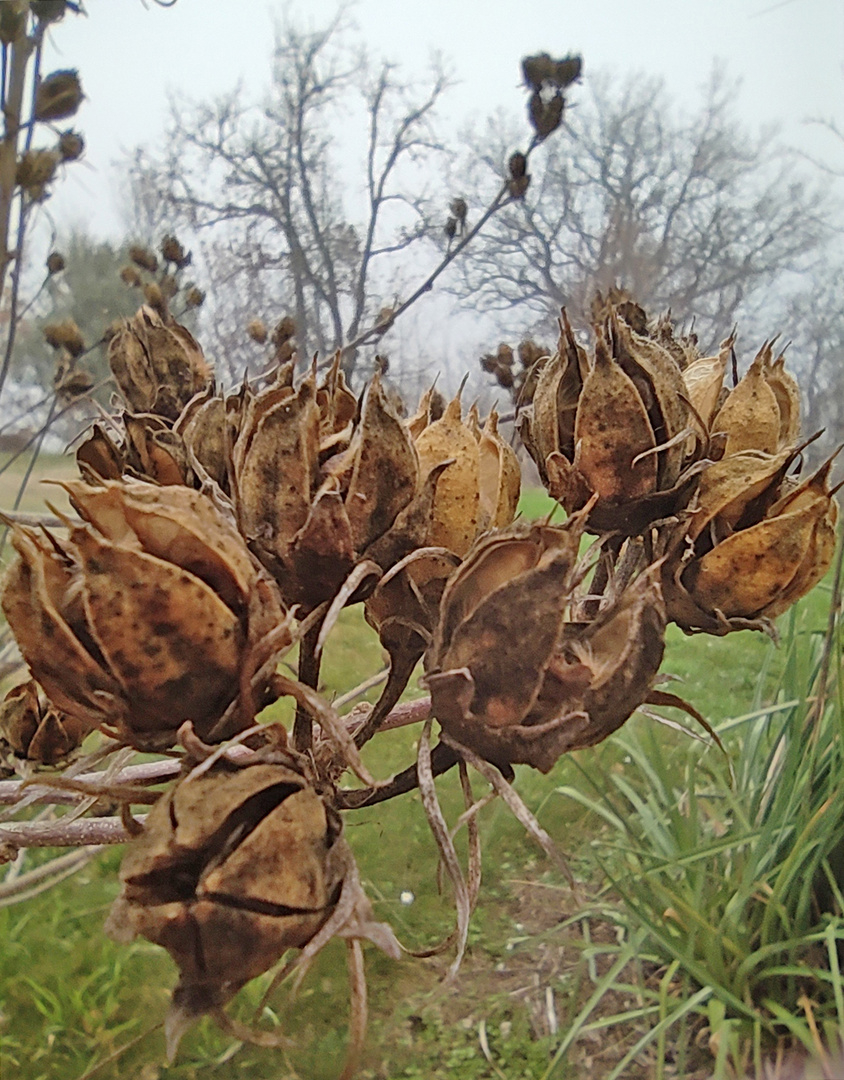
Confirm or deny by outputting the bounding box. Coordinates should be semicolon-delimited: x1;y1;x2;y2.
477;410;521;531
414;393;479;556
712;348;781;456
682;345;729;430
692;496;829;618
763;351;801;448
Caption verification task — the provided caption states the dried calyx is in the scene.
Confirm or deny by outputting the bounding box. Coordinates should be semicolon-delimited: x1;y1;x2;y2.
107;746;399;1061
425;512;666;772
1;480;289;749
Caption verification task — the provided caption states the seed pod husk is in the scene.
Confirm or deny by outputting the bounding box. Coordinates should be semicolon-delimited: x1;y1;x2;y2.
106;759;344;1042
108;306;212;420
414;392;479;557
1;480;288;748
0;679;90;765
712;345;781;456
662;448;839;633
426;517;666;771
34;69;83;122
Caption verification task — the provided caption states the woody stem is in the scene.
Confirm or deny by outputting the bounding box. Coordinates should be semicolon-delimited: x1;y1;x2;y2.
292;621;322;753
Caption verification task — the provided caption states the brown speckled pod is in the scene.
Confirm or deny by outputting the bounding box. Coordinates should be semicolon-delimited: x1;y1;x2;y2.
1;480;288;748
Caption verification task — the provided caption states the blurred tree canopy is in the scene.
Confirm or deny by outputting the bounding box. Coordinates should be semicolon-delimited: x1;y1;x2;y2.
124;13;451;383
451;70;832;351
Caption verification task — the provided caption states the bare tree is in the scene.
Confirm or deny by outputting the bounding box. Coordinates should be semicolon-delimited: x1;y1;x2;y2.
126;13;452;382
452;69;831;349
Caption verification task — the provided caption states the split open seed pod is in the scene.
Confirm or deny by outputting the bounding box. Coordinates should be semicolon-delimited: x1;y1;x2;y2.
710;341;801;456
0;679;89;765
108;306;212;421
662;448;840;633
1;480;289;748
424;514;667;772
524;305;698;535
106;754;400;1062
106;758;344;1055
233;367;424;610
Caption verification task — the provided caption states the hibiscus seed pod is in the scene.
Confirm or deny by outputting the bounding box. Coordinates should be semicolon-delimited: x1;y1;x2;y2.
43;318;84;357
712;343;783;456
1;480;288;748
46;251;65;274
34;69;83;122
413;391;480;557
108;306;212;420
247;318;268;344
160;234;191;269
105;759;344;1053
0;679;90;765
662;447;839;633
426;515;666;772
57;129;84;162
477;410;521;532
128;244;159;273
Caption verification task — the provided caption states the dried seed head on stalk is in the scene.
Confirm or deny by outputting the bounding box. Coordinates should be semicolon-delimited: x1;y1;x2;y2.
1;480;289;749
34;69;83;122
0;679;89;766
106;752;399;1062
108;306;212;420
57;129;84;162
662;448;840;633
425;512;667;772
15;149;60;200
233;366;421;610
523;303;702;535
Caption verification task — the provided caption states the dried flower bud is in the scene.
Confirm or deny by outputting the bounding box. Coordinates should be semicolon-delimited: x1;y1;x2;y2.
160;235;191;269
46;251;65;274
119;264;142;287
0;679;90;765
425;519;666;771
15;149;60;200
128;244;159;273
663;449;840;633
43;318;84;357
247;318;268;344
57;129;84;162
529;90;565;140
1;480;289;748
34;69;83;122
184;286;205;309
108;306;212;420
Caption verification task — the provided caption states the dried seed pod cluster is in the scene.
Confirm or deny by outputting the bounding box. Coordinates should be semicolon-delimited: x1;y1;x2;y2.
1;175;838;1074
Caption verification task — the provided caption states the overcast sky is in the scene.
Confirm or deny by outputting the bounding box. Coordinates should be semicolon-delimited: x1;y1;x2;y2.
42;0;844;240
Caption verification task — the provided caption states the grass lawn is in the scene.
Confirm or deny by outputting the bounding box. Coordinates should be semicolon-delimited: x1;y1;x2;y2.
0;476;836;1079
